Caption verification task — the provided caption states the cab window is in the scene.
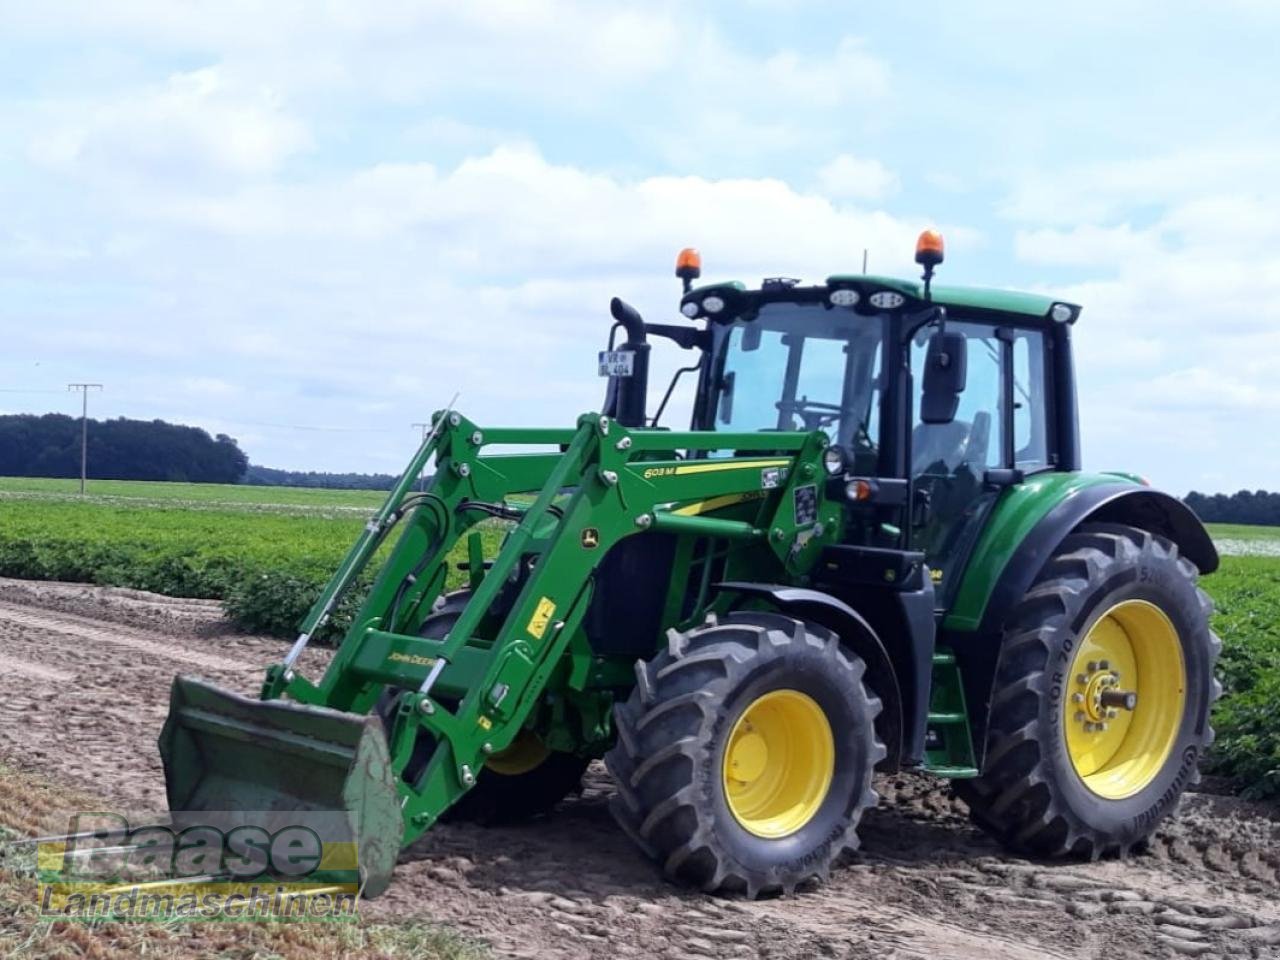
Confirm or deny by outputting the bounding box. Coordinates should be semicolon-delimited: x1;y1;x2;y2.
911;321;1004;477
1012;330;1049;469
715;304;886;470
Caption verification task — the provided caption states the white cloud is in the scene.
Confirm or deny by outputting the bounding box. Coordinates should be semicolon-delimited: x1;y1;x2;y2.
817;154;899;202
1003;146;1279;226
1;139;943;470
1014;224;1147;268
1009;145;1280;490
29;66;309;180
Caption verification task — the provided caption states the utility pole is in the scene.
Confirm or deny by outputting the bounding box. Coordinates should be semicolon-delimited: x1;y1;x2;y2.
67;383;103;495
411;422;431;491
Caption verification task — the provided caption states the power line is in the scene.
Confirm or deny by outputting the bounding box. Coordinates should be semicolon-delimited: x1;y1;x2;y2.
67;383;103;495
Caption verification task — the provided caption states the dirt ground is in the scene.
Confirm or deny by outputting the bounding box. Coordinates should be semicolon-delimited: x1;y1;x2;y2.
0;576;1277;960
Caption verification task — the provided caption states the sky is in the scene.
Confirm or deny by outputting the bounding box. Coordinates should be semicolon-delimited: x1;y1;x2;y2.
1;2;1277;493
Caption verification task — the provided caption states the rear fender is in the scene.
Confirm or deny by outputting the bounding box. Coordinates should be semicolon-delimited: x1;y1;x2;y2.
972;483;1217;639
945;478;1218;769
716;582;905;771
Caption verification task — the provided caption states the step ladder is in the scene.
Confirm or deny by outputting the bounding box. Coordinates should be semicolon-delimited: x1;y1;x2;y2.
923;648;978;777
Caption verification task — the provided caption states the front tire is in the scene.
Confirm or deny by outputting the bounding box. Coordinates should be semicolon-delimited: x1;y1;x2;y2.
957;523;1221;857
605;611;884;897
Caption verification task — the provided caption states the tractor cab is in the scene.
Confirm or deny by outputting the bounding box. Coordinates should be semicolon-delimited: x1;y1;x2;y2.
604;232;1084;605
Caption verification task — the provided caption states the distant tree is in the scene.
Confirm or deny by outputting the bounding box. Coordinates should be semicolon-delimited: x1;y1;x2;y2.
1184;489;1280;526
241;464;398;490
0;414;248;483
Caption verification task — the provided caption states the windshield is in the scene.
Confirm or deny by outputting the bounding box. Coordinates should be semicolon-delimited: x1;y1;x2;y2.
713;302;887;468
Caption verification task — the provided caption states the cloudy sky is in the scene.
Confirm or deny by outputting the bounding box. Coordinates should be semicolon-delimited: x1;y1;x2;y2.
1;2;1277;492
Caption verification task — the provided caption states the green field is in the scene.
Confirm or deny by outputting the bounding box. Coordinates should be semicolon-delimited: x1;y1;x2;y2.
1205;522;1280;558
0;476;486;637
0;475;386;509
0;477;1277;796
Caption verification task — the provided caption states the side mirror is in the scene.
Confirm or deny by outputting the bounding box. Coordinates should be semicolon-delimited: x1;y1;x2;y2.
920;330;967;424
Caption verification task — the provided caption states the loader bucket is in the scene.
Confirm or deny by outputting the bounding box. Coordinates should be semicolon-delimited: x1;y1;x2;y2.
159;676;402;897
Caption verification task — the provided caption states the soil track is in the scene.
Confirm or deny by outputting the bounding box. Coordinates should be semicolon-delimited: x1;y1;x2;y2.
0;577;1277;960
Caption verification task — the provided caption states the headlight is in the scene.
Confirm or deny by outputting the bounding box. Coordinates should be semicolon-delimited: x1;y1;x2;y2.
829;288;860;307
702;295;726;314
1051;303;1074;323
869;290;905;309
822;446;847;476
680;301;699;318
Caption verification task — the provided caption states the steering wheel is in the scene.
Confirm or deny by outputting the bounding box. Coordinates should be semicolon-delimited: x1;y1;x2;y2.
777;398;844;431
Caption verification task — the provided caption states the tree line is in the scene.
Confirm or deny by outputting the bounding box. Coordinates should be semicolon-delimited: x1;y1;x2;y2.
1184;490;1280;526
243;464;397;490
0;414;249;483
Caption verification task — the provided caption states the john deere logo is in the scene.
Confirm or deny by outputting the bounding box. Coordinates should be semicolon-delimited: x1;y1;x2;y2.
581;527;600;549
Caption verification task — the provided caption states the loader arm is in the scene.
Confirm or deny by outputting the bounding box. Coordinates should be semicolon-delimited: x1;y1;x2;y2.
163;408;834;892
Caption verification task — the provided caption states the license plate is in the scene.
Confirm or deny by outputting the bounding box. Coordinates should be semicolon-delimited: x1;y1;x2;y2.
598;350;635;378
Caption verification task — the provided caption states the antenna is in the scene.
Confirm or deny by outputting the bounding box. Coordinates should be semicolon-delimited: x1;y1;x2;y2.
862;249;868;274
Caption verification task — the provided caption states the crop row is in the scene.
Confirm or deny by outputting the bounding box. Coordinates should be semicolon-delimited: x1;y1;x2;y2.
0;497;490;639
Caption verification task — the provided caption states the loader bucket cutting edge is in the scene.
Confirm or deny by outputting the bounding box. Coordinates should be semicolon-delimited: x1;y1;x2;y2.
158;676;402;898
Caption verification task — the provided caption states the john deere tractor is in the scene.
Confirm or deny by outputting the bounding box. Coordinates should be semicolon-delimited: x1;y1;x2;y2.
160;231;1220;897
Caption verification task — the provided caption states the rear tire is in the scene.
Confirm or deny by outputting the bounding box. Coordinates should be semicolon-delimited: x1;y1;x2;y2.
957;524;1221;857
605;611;884;897
379;591;589;824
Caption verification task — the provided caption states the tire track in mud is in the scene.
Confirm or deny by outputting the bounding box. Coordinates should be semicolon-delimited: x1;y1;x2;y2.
1;581;1278;959
0;601;250;674
370;767;1280;960
0;587;280;811
0;652;74;683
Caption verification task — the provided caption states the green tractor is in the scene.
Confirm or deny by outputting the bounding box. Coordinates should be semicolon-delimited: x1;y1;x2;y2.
160;231;1220;897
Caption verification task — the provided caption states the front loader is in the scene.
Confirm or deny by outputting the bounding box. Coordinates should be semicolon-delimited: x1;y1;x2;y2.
161;232;1221;897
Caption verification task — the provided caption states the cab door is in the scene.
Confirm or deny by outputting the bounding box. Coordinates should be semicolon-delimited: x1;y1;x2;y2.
909;321;1050;604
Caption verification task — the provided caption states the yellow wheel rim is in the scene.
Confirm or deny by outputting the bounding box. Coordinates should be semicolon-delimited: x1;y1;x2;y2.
722;690;834;838
486;730;550;776
1064;599;1186;800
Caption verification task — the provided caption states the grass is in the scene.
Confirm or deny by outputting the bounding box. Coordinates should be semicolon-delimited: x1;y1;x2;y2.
0;766;488;960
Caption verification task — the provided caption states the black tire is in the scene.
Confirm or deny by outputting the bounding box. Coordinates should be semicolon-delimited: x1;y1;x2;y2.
605;611;884;897
378;591;589;824
956;523;1221;858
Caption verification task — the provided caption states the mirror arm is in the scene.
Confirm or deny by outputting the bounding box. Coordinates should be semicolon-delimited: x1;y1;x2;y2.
651;363;702;427
902;305;947;344
645;323;709;350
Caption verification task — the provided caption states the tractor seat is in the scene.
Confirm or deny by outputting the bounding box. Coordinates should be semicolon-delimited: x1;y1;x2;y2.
912;420;971;476
912;410;992;477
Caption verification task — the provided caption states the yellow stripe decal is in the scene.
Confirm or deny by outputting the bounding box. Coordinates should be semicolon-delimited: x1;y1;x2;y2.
671;458;791;477
672;492;764;517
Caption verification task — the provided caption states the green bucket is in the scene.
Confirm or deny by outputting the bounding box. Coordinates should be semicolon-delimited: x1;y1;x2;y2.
159;676;403;897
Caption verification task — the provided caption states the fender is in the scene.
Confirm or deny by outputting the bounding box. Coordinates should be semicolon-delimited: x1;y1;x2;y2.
716;582;907;771
946;475;1217;637
943;477;1218;769
974;482;1217;639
